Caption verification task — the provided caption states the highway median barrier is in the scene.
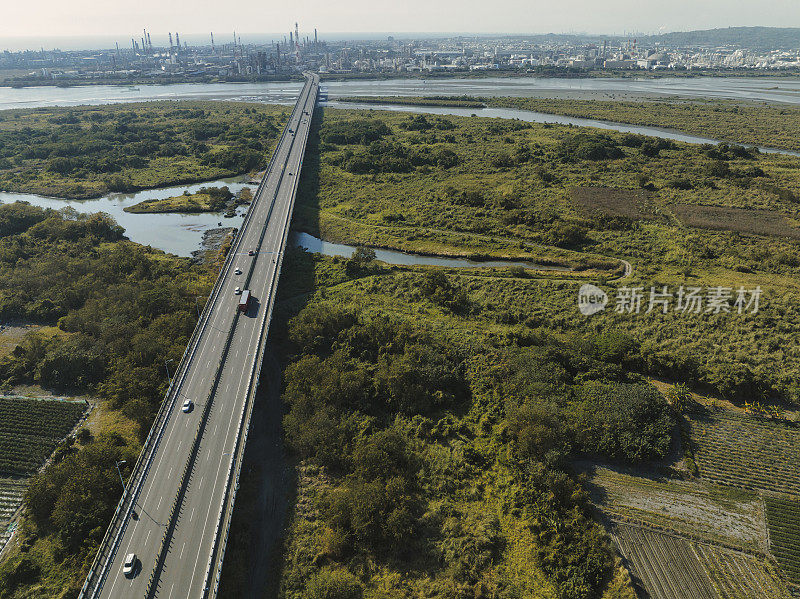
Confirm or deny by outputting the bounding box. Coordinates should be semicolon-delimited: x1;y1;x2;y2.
202;74;319;599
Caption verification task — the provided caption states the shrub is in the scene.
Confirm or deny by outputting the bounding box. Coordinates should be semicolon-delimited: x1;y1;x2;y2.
305;568;363;599
321;119;391;145
568;382;675;462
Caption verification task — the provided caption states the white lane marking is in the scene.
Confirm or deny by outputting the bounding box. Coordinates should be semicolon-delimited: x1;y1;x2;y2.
185;243;282;593
107;91;311;596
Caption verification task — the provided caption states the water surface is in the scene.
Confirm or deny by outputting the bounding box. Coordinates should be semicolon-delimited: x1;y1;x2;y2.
291;232;569;270
5;76;800;112
323;101;800;156
0;177;249;256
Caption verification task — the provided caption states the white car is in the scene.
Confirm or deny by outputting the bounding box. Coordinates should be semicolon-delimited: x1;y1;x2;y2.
123;553;137;578
234;268;242;275
235;287;242;295
182;400;193;413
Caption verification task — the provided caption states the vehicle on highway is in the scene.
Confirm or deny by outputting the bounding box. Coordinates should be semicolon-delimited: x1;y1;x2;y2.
238;289;251;313
123;554;137;578
234;286;241;295
182;400;193;413
234;268;242;275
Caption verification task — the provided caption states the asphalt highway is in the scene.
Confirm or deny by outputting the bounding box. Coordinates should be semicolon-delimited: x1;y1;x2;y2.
89;73;318;599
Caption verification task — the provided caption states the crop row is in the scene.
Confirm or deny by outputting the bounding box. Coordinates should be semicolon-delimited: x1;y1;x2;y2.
689;410;800;497
611;523;718;599
0;397;85;440
694;543;791;599
766;497;800;585
0;398;86;476
612;522;792;599
0;478;25;521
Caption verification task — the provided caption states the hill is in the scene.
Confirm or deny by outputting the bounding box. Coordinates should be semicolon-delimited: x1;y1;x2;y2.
641;27;800;50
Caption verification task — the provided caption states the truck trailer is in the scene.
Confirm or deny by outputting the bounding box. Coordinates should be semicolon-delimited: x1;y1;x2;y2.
238;289;251;312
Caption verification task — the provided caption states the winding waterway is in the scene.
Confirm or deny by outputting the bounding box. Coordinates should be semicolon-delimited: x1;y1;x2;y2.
3;76;800;257
324;101;800;156
0;177;250;256
291;232;568;270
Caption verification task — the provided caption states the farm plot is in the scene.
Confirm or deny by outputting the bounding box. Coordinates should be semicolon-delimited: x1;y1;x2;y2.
587;466;765;551
688;408;800;497
0;477;25;553
0;396;86;476
610;522;791;599
670;204;800;239
611;522;719;599
570;187;661;222
694;543;791;599
765;496;800;585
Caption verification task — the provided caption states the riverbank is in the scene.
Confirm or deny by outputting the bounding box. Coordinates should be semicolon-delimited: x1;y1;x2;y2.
124;185;252;215
0;101;288;199
336;95;800;152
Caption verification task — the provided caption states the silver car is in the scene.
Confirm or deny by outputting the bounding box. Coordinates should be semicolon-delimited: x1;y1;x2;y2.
123;553;137;578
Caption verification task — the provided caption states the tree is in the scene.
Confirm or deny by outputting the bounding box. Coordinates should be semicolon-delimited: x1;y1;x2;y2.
347;246;376;274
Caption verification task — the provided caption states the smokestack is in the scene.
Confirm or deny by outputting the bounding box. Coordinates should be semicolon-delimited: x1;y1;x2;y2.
176;32;180;48
132;38;136;52
169;32;173;48
315;28;318;44
147;32;152;49
211;32;216;53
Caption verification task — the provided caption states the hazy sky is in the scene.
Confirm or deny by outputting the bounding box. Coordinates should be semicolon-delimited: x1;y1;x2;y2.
2;0;800;40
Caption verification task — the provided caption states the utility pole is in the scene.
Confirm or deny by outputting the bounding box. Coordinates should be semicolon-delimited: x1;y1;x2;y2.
115;460;127;490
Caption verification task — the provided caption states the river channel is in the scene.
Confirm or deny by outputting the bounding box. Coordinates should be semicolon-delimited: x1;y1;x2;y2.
3;76;800;257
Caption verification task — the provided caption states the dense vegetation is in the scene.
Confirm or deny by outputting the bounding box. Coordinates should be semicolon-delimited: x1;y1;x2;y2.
270;249;657;599
123;185;236;213
0;102;287;198
487;96;800;152
342;95;800;152
296;108;800;405
1;99;799;598
0;398;85;476
0;201;214;597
